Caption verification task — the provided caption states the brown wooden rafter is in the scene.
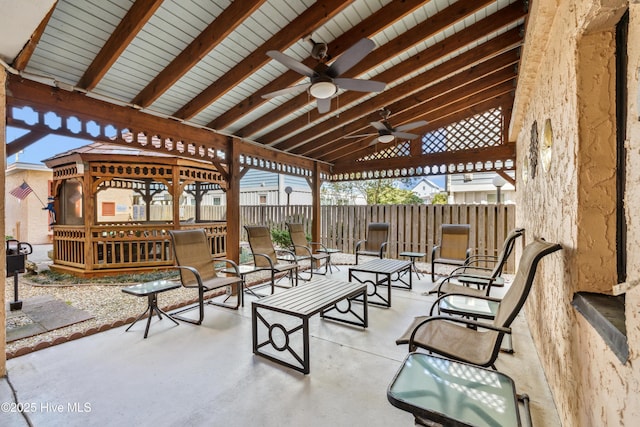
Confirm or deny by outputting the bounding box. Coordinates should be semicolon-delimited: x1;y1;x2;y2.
327;84;515;164
12;2;56;71
258;1;526;146
207;0;433;131
5;75;329;179
173;0;353;120
77;0;164;91
290;41;522;157
132;0;266;108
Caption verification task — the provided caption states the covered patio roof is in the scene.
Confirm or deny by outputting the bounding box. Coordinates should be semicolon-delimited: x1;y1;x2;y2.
2;0;526;181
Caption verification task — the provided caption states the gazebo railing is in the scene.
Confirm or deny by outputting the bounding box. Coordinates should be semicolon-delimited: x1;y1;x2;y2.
52;222;227;272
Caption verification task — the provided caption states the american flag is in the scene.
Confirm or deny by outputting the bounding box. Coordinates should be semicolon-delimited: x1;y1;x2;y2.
10;182;33;200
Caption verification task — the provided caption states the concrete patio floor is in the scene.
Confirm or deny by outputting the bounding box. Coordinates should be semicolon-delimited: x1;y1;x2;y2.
2;266;560;427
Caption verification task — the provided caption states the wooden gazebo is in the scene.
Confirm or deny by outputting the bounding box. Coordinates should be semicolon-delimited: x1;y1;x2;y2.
43;142;228;277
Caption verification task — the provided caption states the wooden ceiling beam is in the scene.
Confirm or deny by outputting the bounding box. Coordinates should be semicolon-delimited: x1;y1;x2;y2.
208;0;432;131
326;86;514;163
173;0;353;120
301;62;518;160
5;76;325;175
289;42;521;156
245;0;501;140
257;1;526;144
132;0;266;108
331;144;516;176
332;97;512;164
77;0;163;91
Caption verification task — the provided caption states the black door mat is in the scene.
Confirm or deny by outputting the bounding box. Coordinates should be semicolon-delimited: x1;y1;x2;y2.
6;295;94;342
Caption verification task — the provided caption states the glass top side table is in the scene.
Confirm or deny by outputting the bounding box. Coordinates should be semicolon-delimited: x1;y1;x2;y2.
387;352;527;427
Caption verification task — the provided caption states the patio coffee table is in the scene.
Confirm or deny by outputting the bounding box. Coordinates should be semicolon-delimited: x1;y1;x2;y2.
252;278;367;374
348;258;412;307
122;279;180;338
388;352;531;427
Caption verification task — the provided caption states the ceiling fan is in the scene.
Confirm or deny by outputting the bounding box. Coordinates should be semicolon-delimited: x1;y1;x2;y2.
345;109;428;144
262;37;386;114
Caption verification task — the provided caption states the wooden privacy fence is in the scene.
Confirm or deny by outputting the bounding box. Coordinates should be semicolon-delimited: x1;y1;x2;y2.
240;204;517;272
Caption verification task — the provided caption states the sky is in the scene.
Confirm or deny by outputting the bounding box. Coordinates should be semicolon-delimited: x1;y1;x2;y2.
7;127;91;164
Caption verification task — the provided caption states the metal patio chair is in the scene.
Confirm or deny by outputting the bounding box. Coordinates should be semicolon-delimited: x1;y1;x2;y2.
169;229;243;325
245;225;299;293
355;222;389;264
430;224;471;282
433;227;525;297
397;237;562;369
286;222;330;280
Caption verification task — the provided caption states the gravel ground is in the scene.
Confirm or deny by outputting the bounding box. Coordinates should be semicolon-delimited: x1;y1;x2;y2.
6;253;388;357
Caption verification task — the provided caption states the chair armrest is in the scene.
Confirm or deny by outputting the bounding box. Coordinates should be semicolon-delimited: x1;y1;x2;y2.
251;252;276;270
289;244;312;258
379;241;388;258
464;248;472;263
464;255;499;266
215;258;240;277
408;315;512;349
428;292;502;316
434;274;497;296
173;265;203;289
431;244;440;259
309;241;328;252
275;248;298;263
355;240;365;252
448;265;493;276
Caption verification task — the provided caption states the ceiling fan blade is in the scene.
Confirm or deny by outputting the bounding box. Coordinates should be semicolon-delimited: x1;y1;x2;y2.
391;131;420;140
394;120;429;132
343;133;377;139
369;121;388;131
261;83;310;99
334;78;386;93
326;37;375;78
317;97;331;114
267;50;315;77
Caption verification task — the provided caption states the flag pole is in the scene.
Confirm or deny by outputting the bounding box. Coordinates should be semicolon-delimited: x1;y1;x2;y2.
23;181;47;208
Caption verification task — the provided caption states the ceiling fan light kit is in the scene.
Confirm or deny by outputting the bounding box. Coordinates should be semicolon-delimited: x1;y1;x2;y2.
309;81;337;99
378;134;395;143
263;37;385;113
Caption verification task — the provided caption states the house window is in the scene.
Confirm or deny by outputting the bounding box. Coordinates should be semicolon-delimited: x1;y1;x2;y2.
213;197;221;206
259;195;267;205
615;10;628;283
102;202;116;216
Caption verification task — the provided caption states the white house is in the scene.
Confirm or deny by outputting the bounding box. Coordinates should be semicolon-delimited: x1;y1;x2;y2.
409;178;443;203
447;171;515;204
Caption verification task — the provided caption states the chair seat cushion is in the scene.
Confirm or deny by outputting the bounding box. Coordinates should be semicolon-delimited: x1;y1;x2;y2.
201;276;242;292
312;253;330;261
273;263;298;273
396;316;498;367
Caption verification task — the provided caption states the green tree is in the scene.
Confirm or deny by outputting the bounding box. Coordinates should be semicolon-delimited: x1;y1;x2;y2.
431;193;448;204
352;179;422;205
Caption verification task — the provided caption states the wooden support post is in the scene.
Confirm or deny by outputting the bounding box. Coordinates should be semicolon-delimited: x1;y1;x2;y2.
172;167;181;227
311;161;321;245
1;67;8;375
226;137;241;263
83;166;94;271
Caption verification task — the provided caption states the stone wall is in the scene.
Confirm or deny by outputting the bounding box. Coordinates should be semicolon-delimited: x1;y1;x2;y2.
512;1;640;425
